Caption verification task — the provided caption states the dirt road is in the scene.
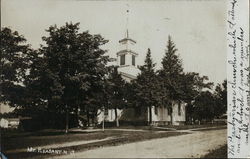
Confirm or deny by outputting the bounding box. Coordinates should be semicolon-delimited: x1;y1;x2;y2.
58;129;226;158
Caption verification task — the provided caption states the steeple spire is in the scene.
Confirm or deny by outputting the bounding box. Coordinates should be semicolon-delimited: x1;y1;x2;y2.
118;4;136;44
126;3;129;38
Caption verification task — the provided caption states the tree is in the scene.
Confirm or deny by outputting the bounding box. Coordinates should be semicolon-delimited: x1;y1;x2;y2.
190;80;226;123
134;48;158;125
0;27;30;108
158;36;184;124
179;72;214;123
192;91;216;122
214;80;227;117
27;22;109;132
106;66;126;127
123;80;138;109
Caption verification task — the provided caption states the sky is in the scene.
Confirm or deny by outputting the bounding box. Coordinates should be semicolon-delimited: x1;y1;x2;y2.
2;0;227;85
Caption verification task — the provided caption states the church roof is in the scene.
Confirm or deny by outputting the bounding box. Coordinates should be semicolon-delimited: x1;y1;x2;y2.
119;38;136;44
116;49;138;56
119;71;137;80
118;66;141;79
119;30;136;44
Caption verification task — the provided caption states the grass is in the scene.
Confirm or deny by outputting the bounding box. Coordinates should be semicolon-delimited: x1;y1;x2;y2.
2;128;188;159
103;124;226;132
156;124;226;130
192;126;227;132
202;144;227;158
2;129;108;151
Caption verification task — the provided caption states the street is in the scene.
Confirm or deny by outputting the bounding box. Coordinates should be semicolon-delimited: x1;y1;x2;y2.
58;128;226;158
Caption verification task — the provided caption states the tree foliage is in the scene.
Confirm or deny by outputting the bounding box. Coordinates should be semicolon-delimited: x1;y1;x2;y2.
0;27;30;107
214;80;227;117
1;25;226;128
105;66;126;126
25;22;109;130
158;36;184;103
106;66;126;109
188;80;226;122
134;48;158;124
192;91;216;121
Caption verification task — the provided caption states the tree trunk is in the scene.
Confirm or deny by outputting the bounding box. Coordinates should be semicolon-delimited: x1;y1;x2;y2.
76;106;79;127
149;106;152;125
91;115;94;126
65;106;69;133
87;110;90;127
170;102;173;125
114;108;119;127
102;106;105;132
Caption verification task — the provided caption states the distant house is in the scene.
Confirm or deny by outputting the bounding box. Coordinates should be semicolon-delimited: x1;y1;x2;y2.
0;118;20;129
0;116;32;129
0;118;8;128
97;31;186;126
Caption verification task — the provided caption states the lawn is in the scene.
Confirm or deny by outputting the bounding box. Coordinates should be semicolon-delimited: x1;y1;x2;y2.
104;124;226;131
2;128;188;159
202;144;227;158
155;123;226;130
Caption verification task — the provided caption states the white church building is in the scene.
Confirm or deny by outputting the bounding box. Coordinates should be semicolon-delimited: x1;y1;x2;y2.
97;31;186;126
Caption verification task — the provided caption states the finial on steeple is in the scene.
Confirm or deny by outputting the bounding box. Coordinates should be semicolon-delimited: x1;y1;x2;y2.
126;29;129;38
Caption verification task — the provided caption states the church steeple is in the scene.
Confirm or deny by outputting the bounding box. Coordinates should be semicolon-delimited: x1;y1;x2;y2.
118;5;136;44
115;4;140;81
116;4;138;68
116;2;138;67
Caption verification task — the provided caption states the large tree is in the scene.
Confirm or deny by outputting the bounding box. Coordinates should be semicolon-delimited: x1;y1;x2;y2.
106;66;126;127
27;22;109;132
179;72;214;123
158;36;184;124
214;80;227;117
0;27;30;108
134;48;158;125
157;36;214;124
192;91;216;122
191;80;226;124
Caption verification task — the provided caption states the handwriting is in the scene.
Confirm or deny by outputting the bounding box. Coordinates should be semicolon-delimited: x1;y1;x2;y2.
227;0;250;157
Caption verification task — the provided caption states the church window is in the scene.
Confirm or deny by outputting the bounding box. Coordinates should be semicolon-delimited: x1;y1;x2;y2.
104;108;108;116
132;55;135;66
120;55;125;65
154;106;158;115
178;101;181;116
168;107;172;115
